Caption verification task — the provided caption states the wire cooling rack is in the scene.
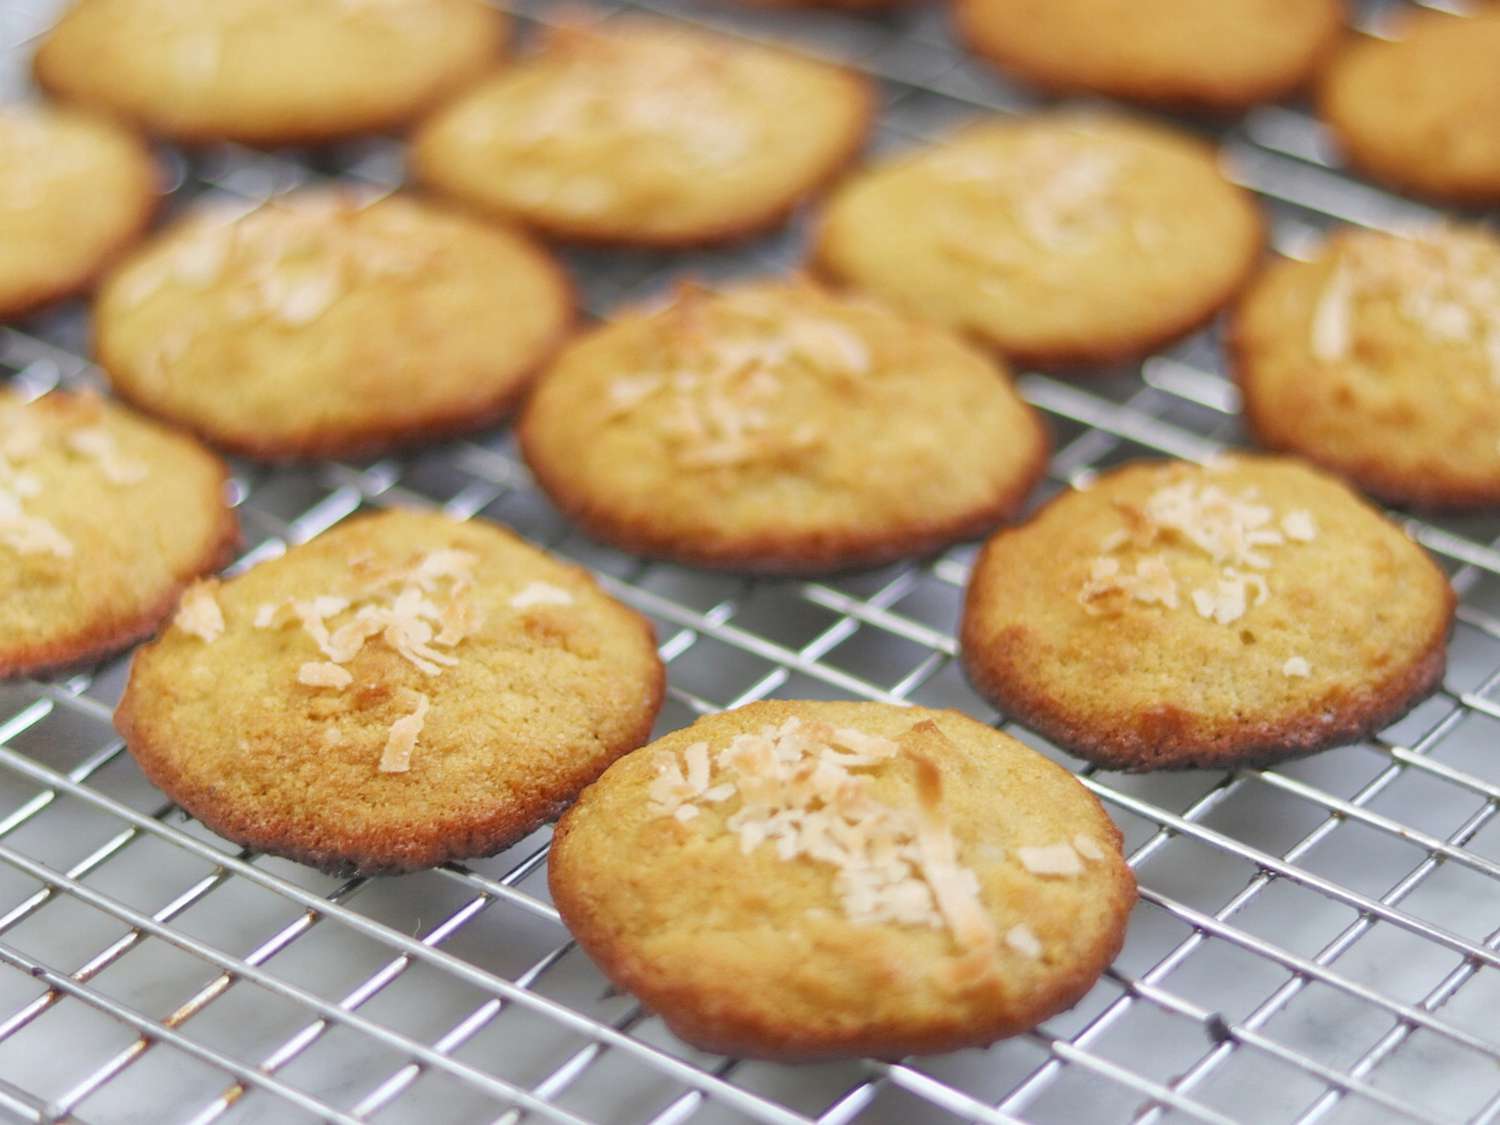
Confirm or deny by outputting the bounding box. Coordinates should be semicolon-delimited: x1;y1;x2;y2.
3;0;1500;1122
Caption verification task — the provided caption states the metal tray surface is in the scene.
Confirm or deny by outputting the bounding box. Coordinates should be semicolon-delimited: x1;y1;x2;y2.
1;1;1499;1122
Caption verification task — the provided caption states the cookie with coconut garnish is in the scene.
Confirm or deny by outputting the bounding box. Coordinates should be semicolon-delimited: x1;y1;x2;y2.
409;19;872;246
518;278;1049;573
1318;7;1500;205
961;456;1453;770
1234;225;1500;510
814;111;1263;369
33;0;507;146
550;700;1135;1059
116;509;664;874
93;190;572;459
0;388;236;679
0;104;157;321
956;0;1344;113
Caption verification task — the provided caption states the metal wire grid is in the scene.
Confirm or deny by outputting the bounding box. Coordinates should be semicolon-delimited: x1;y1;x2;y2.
1;0;1499;1122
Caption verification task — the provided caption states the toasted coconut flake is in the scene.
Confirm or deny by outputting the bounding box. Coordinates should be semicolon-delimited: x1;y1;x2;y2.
1311;262;1353;362
379;690;430;774
1005;922;1043;959
298;661;353;689
1017;843;1084;877
509;581;575;610
66;427;148;485
174;581;224;642
1073;834;1105;862
1283;656;1311;678
1281;509;1317;542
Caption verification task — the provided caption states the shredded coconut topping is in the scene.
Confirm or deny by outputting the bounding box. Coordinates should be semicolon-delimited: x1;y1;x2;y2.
1309;227;1500;385
1073;834;1105;862
173;581;224;643
1282;656;1311;678
65;427;148;485
509;581;574;609
298;661;353;689
379;690;430;774
648;717;1007;955
1017;843;1084;878
1079;468;1317;628
1005;923;1043;959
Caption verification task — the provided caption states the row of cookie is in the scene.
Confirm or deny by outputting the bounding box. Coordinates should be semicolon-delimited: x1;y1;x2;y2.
114;502;1137;1060
9;94;1499;511
30;2;1500;222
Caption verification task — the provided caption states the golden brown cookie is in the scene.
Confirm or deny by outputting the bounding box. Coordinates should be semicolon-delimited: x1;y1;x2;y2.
961;457;1453;770
519;279;1049;573
814;112;1263;369
1319;9;1500;205
956;0;1345;113
410;19;872;247
93;190;573;460
1233;224;1500;510
33;0;507;147
0;389;237;679
550;700;1135;1059
0;104;157;321
116;509;665;875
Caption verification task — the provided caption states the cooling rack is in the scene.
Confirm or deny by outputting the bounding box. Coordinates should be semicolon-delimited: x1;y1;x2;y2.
2;0;1499;1121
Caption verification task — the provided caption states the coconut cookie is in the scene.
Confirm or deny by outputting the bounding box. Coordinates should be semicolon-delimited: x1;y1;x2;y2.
116;509;664;874
94;191;572;460
519;279;1048;573
1234;225;1500;510
814;112;1263;368
961;457;1452;771
550;700;1135;1059
33;0;507;147
1319;9;1500;205
956;0;1344;113
0;105;157;321
0;389;237;679
410;20;872;247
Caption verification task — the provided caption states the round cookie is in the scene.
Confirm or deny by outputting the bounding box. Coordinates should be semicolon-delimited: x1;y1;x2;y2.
116;509;665;875
33;0;507;147
1234;224;1500;510
1319;9;1500;205
961;456;1453;771
519;278;1049;573
956;0;1344;113
410;19;872;247
94;190;573;460
0;388;237;678
550;700;1135;1059
0;104;157;320
814;112;1264;368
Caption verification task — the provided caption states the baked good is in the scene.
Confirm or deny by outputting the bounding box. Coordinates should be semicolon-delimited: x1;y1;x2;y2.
116;509;665;875
93;190;573;460
0;104;157;320
0;388;236;678
519;278;1049;573
814;112;1263;368
1233;224;1500;510
1319;8;1500;204
961;456;1453;770
550;700;1135;1059
33;0;507;146
956;0;1344;113
409;19;872;247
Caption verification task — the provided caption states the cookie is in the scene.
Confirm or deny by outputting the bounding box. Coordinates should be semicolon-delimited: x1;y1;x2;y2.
93;190;573;460
1319;9;1500;205
550;700;1135;1059
0;389;237;679
519;279;1049;573
814;112;1263;368
956;0;1344;113
0;104;157;321
1233;225;1500;510
410;20;872;247
33;0;507;147
116;509;665;875
961;456;1453;771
